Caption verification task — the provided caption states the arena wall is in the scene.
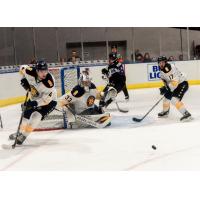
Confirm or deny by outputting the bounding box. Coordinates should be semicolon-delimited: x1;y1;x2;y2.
1;60;200;107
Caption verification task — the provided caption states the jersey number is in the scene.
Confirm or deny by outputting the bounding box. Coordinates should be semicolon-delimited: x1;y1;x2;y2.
169;74;173;80
65;95;72;103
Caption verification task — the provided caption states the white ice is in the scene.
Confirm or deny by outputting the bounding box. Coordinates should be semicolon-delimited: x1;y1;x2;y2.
0;86;200;170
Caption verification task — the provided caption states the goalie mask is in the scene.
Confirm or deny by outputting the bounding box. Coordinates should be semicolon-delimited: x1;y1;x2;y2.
79;69;92;92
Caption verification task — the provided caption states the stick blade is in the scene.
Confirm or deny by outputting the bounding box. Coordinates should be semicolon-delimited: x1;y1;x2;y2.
119;109;129;113
1;144;14;150
132;117;142;122
115;102;129;113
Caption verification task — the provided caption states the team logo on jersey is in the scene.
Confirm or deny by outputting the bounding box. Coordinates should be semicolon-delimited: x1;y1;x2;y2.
30;85;39;97
73;90;79;96
165;67;169;72
87;96;95;107
48;80;53;87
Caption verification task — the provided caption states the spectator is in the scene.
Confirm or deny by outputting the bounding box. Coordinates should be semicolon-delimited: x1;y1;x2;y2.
60;57;65;65
151;57;157;62
111;45;124;62
179;54;183;61
143;52;152;62
168;56;175;61
67;50;81;64
135;49;144;62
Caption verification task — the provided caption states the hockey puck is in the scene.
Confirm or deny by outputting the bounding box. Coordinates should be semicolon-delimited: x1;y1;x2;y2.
152;145;157;150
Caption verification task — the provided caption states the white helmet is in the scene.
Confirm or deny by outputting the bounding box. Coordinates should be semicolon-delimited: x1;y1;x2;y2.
79;69;92;92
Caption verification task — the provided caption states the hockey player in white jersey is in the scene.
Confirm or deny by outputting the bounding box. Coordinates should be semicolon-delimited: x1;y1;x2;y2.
59;69;111;128
157;56;192;121
9;60;57;144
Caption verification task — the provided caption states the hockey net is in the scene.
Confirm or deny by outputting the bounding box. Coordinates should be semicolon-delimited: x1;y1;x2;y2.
35;66;80;131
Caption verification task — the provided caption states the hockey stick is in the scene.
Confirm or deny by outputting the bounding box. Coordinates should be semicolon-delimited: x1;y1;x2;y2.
2;92;29;150
12;92;29;149
66;105;109;128
115;101;129;113
132;96;165;122
0;113;3;129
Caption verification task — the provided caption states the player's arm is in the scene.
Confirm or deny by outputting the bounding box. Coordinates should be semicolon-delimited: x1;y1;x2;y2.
37;88;56;107
117;53;123;64
36;74;56;107
19;65;33;91
159;75;171;95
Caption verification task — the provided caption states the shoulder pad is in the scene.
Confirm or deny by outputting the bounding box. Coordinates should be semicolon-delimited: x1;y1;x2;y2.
89;82;96;89
42;73;55;88
25;67;37;77
162;63;172;73
71;85;85;97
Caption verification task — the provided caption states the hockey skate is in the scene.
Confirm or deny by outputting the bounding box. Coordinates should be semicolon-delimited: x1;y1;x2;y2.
180;111;192;122
9;132;17;140
125;95;129;102
158;109;170;118
16;133;27;145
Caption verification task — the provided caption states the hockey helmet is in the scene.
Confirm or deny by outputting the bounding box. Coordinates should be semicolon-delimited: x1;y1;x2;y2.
35;60;48;71
157;56;167;63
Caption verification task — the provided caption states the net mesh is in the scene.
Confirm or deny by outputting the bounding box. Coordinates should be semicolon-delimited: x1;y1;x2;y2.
62;67;79;94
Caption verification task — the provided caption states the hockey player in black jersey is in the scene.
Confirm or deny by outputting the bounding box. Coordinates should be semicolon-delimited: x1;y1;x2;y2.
100;52;126;108
111;45;129;100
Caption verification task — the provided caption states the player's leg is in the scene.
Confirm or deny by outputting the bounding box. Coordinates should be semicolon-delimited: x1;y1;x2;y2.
158;91;172;118
9;101;57;144
99;85;118;108
170;81;192;121
122;76;129;100
122;84;129;101
100;74;125;108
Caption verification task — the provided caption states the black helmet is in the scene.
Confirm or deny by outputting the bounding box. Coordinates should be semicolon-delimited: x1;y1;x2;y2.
35;60;48;71
157;56;167;63
109;52;118;60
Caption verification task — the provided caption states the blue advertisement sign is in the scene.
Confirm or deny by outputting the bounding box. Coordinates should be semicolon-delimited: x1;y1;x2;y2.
147;64;161;81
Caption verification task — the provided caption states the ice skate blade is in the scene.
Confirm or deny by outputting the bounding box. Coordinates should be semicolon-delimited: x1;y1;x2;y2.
181;116;193;122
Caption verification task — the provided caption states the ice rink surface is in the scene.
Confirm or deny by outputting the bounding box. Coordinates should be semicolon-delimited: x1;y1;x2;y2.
0;86;200;171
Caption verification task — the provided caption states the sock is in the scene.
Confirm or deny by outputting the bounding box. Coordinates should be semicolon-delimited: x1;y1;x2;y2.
171;97;187;115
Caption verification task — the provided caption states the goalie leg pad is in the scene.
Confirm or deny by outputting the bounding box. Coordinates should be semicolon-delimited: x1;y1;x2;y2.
104;87;117;102
70;113;111;129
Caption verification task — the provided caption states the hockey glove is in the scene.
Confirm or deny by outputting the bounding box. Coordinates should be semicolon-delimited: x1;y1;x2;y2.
159;86;168;95
21;78;31;91
102;68;108;75
25;100;38;109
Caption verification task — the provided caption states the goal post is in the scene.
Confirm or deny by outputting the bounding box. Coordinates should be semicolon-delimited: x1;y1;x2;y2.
36;65;80;131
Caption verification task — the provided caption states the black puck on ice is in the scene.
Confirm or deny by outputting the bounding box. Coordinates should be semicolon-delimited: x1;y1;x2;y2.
152;145;157;150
